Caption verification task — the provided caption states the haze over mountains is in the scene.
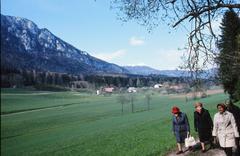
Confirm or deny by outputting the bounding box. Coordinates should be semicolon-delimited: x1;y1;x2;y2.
1;14;215;78
124;66;190;77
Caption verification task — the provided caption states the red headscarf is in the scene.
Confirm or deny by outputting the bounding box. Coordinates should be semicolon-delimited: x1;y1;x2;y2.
172;106;180;114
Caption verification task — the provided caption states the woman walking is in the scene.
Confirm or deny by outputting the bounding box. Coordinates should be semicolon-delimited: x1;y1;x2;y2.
212;103;239;156
172;106;190;154
194;102;213;152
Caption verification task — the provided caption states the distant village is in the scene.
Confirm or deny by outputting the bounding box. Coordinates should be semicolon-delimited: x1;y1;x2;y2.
2;68;216;97
86;83;195;95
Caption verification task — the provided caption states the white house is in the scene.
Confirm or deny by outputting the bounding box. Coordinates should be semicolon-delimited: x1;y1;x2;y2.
96;90;100;95
128;87;137;93
154;84;163;88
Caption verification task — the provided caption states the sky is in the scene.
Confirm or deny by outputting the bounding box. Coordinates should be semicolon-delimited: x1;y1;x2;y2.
1;0;195;70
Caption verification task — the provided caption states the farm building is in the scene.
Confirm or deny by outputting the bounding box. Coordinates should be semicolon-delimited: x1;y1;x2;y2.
154;84;163;88
96;90;100;95
128;87;137;93
103;87;114;93
169;84;185;90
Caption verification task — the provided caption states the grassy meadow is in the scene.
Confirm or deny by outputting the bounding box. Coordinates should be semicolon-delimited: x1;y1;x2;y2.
1;88;237;156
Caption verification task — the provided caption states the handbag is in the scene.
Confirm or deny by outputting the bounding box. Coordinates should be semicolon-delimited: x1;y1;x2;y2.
185;134;196;147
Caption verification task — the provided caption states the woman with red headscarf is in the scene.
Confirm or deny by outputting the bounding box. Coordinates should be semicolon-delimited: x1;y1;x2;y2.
171;106;190;154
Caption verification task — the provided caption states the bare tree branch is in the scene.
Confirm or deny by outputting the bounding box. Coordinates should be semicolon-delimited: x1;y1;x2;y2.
111;0;240;87
173;3;240;27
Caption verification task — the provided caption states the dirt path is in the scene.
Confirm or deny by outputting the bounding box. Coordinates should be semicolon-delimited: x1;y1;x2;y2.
166;140;239;156
166;147;225;156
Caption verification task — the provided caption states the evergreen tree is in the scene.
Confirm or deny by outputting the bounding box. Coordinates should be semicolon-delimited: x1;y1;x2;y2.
217;10;240;101
136;78;141;87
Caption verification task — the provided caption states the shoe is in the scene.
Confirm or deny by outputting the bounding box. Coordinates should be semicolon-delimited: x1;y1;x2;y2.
188;146;193;151
209;142;214;148
176;151;183;155
201;149;206;153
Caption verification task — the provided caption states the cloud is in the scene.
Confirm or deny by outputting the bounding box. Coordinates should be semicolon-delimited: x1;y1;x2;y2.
155;49;215;70
154;49;184;69
94;49;126;61
129;37;144;46
126;63;148;66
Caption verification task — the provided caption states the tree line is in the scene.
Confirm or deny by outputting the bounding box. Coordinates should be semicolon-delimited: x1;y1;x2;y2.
1;66;192;90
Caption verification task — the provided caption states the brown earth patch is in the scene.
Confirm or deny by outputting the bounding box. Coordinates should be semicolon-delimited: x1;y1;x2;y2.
170;89;224;99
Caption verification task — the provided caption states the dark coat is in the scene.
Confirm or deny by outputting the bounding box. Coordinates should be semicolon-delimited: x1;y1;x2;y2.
227;104;240;151
172;112;190;143
227;104;240;133
194;108;213;142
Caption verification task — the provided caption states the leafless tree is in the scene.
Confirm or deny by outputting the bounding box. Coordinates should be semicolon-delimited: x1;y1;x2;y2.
117;94;129;114
128;94;136;113
111;0;240;76
145;93;152;110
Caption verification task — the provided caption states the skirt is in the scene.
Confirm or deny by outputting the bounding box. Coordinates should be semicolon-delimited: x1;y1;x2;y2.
175;131;188;143
198;128;212;142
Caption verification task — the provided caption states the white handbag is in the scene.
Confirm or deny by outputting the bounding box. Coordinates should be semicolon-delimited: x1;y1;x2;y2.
185;134;196;147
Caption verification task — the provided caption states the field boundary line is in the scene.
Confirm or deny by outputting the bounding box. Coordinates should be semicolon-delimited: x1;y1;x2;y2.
1;102;85;116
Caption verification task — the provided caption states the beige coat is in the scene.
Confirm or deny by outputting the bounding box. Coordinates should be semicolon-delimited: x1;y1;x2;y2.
212;111;239;148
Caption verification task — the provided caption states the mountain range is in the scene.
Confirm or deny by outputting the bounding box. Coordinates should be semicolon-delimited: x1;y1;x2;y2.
124;66;190;77
1;14;216;78
124;66;217;78
1;14;129;75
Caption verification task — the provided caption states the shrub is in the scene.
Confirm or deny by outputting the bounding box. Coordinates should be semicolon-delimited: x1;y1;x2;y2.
201;92;208;98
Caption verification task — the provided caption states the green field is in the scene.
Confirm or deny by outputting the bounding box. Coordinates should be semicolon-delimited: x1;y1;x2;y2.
1;88;237;156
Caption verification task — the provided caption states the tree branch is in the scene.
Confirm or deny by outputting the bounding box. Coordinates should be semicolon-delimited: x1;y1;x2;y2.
173;3;240;27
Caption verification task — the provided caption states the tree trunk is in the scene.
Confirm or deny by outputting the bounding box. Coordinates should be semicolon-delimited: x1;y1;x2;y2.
122;103;124;114
131;97;134;113
147;100;150;111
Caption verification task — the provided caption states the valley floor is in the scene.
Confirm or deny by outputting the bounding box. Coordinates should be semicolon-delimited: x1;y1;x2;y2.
1;88;239;156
